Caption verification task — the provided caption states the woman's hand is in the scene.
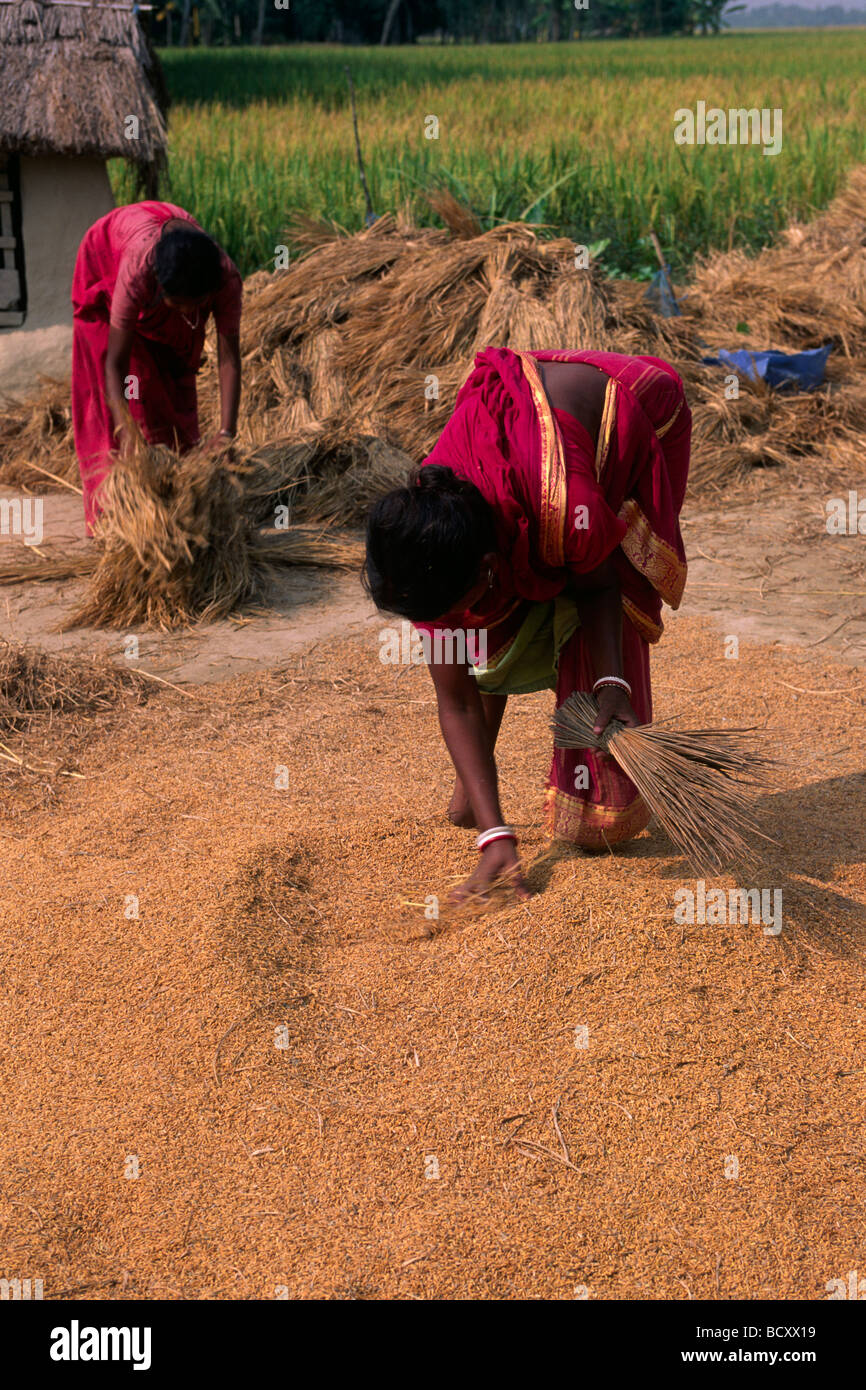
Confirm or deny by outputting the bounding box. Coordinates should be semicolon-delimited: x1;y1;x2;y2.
450;838;530;906
110;411;140;461
114;424;135;459
204;431;235;456
593;684;640;737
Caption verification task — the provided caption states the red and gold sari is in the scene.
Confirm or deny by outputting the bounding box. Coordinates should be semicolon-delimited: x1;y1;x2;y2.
415;347;690;847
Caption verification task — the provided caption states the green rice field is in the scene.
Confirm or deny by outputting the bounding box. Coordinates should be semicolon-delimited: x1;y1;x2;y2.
112;32;866;279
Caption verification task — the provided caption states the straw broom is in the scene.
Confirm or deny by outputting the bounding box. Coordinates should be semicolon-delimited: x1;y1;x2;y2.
551;692;778;872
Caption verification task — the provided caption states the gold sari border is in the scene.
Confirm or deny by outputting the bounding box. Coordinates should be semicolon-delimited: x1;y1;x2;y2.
514;350;567;569
618;497;687;609
622;595;663;645
594;378;618;483
544;786;651;847
656;398;684;439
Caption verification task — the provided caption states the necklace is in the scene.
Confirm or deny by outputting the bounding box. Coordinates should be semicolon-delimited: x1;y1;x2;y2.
155;221;201;329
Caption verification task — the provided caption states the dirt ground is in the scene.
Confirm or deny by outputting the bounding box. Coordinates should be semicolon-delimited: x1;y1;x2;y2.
0;474;864;1301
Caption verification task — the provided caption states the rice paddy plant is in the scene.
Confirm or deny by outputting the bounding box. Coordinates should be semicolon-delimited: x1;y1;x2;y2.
112;32;866;278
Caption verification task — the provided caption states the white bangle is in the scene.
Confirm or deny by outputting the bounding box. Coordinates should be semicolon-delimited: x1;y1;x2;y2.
476;825;516;851
593;675;632;698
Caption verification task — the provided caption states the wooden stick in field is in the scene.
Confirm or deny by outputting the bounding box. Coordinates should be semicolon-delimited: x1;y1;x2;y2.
344;66;377;227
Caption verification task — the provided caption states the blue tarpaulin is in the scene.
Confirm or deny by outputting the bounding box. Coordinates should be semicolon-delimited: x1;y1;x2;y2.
642;262;832;391
700;344;833;392
644;268;681;318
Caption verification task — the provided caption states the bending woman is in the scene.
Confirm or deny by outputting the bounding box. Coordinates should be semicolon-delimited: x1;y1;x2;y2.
364;348;690;900
71;201;243;533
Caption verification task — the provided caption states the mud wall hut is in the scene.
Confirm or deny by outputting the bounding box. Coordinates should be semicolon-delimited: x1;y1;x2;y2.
0;0;167;398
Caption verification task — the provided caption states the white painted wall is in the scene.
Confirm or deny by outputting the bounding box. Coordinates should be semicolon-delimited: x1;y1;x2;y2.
0;155;115;400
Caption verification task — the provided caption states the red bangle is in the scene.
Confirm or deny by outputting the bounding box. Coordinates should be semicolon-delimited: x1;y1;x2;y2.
476;826;517;851
593;675;632;698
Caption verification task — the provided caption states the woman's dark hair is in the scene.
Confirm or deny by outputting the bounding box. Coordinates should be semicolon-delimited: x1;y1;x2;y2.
364;465;497;622
153;227;222;300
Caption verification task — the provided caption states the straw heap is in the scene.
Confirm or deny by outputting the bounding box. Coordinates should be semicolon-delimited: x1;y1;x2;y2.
0;170;864;629
201;169;866;496
551;692;778;873
0;377;78;490
67;435;262;631
0;636;144;736
4;167;865;508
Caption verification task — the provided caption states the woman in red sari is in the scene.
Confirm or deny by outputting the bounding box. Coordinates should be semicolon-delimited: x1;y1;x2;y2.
364;348;690;900
71;201;243;533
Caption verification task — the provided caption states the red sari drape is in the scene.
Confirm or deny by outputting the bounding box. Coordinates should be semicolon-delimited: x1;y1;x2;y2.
70;202;240;533
416;347;691;847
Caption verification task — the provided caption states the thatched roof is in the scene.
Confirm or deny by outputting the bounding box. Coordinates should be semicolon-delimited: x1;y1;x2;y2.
0;0;167;169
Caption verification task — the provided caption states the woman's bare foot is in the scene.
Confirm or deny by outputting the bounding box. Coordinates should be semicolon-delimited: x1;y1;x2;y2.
447;780;477;828
450;839;531;904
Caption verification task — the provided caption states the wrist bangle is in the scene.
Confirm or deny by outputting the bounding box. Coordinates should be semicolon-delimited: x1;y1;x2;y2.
476;825;516;851
593;675;632;698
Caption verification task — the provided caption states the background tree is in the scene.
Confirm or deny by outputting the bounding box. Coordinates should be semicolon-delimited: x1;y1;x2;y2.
145;0;747;47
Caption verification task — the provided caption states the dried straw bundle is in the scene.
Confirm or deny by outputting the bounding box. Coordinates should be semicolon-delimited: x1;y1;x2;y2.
245;425;412;528
67;436;262;631
0;637;144;736
0;528;362;599
0;411;370;628
253;527;364;571
0;551;98;587
551;692;777;873
0;377;79;490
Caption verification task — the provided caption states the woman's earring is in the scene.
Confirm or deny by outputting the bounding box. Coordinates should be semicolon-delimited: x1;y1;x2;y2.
487;569;494;587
